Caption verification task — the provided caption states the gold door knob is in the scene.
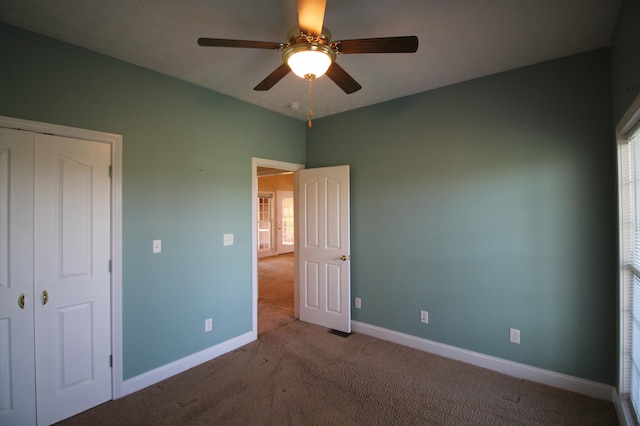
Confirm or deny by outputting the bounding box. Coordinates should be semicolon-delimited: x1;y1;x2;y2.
339;255;351;261
18;293;25;309
42;290;49;305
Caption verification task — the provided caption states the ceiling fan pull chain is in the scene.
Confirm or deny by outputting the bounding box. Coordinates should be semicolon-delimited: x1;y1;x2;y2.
307;77;313;128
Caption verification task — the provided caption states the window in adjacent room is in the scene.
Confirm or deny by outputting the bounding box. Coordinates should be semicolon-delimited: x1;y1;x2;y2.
258;193;274;250
280;193;294;246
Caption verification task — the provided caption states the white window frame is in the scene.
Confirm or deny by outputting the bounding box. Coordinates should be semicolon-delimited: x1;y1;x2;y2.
617;93;640;425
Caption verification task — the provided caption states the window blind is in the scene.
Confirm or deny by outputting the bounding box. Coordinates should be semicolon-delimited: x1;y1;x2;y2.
621;121;640;419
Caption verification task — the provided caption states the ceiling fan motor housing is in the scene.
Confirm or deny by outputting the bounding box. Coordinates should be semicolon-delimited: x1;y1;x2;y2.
286;25;332;44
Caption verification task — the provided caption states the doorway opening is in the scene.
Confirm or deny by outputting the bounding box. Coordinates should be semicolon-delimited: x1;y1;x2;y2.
251;158;304;337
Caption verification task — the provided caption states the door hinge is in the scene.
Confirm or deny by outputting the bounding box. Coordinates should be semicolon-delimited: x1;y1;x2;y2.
109;165;113;178
109;354;113;367
108;260;112;272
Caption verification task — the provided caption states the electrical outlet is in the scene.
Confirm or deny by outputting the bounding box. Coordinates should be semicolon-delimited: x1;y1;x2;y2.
223;233;234;246
354;297;361;309
205;318;213;332
420;310;428;324
509;328;520;344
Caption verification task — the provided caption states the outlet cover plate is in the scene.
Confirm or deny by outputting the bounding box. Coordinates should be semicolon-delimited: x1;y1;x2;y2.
510;328;520;344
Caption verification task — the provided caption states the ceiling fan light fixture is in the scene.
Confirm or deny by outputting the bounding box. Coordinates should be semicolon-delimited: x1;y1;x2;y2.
283;43;335;80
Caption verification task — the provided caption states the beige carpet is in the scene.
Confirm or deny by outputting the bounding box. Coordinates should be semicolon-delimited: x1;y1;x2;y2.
58;254;619;425
59;319;618;425
258;253;294;311
258;253;296;336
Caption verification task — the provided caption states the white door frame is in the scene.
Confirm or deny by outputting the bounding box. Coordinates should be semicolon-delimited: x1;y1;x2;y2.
251;158;304;337
0;116;124;398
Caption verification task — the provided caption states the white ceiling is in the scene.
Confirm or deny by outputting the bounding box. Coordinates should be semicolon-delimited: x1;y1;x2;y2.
0;0;623;120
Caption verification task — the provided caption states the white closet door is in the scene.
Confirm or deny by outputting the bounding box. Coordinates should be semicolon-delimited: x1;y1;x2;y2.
34;134;112;425
0;128;36;426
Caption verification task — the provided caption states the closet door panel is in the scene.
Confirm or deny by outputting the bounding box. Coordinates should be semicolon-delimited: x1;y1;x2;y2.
0;128;36;426
34;134;112;425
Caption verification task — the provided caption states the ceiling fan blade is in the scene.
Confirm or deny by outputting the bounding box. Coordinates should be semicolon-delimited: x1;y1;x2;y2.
297;0;326;35
335;36;419;54
254;63;291;91
198;38;283;50
325;62;362;94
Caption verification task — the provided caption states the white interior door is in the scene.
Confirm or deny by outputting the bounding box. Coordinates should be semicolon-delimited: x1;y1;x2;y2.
276;190;294;254
34;133;112;425
0;128;36;426
296;165;351;333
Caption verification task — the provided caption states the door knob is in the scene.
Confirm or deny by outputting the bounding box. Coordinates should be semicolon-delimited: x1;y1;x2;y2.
42;290;49;305
18;293;25;309
338;255;351;261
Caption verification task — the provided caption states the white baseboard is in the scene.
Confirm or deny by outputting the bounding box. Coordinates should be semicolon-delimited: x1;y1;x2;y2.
115;322;615;404
117;331;255;398
351;321;615;402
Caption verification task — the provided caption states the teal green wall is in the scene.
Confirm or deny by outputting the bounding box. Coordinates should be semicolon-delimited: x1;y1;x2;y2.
0;23;305;379
1;13;626;387
307;49;617;384
611;0;640;122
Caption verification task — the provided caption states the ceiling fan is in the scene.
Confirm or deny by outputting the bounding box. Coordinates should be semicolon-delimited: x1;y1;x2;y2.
197;0;419;96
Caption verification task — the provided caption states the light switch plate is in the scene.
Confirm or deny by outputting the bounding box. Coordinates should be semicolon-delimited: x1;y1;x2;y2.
223;233;234;246
152;240;161;253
